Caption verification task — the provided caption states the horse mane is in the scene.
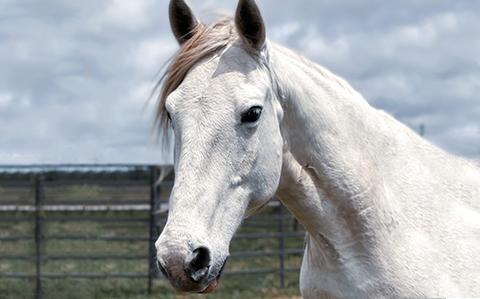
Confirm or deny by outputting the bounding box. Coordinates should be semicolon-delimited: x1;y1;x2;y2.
155;18;238;133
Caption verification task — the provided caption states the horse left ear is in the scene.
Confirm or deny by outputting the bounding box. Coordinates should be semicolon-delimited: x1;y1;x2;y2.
169;0;199;45
235;0;266;51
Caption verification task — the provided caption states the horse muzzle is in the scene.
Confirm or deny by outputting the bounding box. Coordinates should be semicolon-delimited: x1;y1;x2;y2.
156;244;228;293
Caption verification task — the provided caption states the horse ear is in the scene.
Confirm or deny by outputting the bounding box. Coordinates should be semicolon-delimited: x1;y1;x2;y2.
169;0;199;45
235;0;266;51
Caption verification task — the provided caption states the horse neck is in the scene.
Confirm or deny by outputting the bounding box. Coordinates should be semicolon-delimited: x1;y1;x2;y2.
271;43;398;260
271;43;386;201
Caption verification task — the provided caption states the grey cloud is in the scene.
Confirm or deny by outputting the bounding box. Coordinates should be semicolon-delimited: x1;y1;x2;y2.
0;0;479;164
264;3;480;158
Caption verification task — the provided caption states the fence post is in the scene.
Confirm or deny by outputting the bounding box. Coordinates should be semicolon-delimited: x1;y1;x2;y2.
34;174;44;299
278;201;285;288
293;218;299;231
148;166;159;294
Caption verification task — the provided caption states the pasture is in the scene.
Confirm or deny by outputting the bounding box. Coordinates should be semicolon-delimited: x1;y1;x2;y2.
0;166;304;298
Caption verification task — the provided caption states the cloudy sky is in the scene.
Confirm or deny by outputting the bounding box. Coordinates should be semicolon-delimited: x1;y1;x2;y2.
0;0;479;165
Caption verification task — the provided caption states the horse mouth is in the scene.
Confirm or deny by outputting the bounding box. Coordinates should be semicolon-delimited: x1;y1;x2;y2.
157;255;228;293
199;279;218;293
199;259;227;294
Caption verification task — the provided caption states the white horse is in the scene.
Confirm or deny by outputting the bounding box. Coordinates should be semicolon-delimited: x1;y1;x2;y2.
155;0;480;297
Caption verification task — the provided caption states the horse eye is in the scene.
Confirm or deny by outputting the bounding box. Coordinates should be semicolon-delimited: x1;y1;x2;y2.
241;106;263;123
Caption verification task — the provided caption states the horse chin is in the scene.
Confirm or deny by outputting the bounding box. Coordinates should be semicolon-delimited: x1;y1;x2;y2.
199;279;219;293
245;198;272;218
198;259;227;293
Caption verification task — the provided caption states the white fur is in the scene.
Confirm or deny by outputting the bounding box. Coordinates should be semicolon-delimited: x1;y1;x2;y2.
155;44;284;292
156;37;480;298
272;44;480;298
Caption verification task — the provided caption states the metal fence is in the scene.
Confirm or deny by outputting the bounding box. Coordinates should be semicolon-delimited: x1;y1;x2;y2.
0;165;305;298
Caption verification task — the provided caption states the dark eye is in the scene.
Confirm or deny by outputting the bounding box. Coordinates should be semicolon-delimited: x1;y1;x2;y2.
166;112;171;121
241;106;263;123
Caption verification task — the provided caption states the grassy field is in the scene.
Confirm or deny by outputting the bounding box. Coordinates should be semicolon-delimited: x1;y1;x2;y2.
0;180;305;299
0;278;302;299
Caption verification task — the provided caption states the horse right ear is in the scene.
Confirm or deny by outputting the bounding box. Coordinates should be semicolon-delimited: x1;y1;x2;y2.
169;0;199;45
235;0;266;51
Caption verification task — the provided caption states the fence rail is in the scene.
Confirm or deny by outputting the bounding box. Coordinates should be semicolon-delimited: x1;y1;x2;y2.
0;165;305;298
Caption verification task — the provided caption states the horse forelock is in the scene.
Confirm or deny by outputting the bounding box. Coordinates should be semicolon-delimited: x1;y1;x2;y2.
155;18;239;136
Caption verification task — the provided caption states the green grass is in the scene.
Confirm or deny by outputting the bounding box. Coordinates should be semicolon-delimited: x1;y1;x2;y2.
0;193;305;299
44;185;151;203
0;275;302;299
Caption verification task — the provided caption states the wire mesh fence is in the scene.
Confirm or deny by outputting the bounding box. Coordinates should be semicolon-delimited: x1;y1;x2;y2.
0;165;305;298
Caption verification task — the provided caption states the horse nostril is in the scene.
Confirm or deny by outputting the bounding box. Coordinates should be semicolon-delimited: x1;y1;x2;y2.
191;247;211;269
186;246;211;282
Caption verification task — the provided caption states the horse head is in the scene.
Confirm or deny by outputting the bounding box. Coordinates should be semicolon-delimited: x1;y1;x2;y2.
155;0;284;293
